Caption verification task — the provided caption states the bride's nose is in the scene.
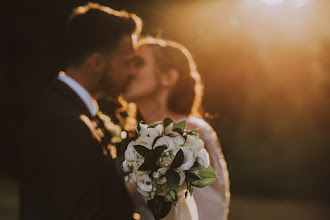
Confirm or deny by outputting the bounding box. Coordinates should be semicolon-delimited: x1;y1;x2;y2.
129;62;138;76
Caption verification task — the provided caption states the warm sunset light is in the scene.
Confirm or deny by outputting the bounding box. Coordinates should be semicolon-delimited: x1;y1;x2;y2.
258;0;284;6
256;0;308;7
2;0;329;220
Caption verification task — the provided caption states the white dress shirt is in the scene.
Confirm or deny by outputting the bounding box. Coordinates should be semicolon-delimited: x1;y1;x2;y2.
58;71;99;116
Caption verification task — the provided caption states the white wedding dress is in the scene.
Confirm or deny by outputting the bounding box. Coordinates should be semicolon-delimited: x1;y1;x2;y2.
185;117;230;220
162;194;198;220
127;117;230;220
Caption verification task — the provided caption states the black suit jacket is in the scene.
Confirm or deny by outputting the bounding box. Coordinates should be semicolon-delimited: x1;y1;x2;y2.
20;79;133;220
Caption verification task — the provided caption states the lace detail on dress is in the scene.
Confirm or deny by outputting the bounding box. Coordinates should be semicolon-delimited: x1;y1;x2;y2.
186;117;230;220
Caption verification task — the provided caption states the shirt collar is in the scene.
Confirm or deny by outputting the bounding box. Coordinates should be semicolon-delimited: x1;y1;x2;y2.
58;71;99;116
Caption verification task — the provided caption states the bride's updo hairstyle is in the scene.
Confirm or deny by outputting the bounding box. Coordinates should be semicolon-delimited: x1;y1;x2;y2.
138;37;204;118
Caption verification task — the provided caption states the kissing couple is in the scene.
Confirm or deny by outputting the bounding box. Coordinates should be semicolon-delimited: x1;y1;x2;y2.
20;2;229;220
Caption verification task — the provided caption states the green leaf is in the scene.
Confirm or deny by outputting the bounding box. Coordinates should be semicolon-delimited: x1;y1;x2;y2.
151;145;167;162
148;121;162;128
170;149;184;169
167;132;179;137
194;178;217;188
138;145;166;171
173;128;183;135
134;145;150;157
186;128;199;137
137;120;144;132
152;136;162;147
138;161;153;171
163;117;174;128
169;190;177;203
173;120;186;133
165;170;180;190
114;156;125;178
189;183;194;196
195;157;204;167
185;172;201;182
192;128;199;133
186;128;199;135
194;166;218;188
147;196;172;220
119;136;137;156
199;165;217;179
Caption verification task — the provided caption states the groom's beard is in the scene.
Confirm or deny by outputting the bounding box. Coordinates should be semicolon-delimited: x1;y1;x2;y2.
124;78;162;103
121;75;135;95
98;68;132;99
98;71;119;99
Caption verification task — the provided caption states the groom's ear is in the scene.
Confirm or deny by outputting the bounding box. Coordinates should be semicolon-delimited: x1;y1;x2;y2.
162;68;179;87
87;53;106;74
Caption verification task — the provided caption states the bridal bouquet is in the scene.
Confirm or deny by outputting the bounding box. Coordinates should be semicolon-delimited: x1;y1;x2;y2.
116;118;218;219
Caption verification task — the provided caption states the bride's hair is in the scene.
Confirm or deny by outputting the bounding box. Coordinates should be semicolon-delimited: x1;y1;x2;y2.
119;37;204;132
137;37;204;118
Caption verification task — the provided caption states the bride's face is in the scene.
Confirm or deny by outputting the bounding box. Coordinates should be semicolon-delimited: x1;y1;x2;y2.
122;45;159;102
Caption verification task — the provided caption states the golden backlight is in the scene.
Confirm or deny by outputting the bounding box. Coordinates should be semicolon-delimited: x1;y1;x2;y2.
145;2;330;214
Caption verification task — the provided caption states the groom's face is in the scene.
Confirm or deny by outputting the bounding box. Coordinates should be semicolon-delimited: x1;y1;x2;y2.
99;35;135;98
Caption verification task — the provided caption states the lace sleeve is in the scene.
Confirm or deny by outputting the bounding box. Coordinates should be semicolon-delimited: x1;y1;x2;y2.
186;117;230;220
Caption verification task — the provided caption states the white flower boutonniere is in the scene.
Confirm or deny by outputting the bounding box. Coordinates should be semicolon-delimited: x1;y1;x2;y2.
79;114;103;142
79;112;122;159
97;111;123;144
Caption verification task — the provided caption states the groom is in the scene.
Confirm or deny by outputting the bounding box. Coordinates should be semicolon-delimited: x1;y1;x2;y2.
20;3;142;220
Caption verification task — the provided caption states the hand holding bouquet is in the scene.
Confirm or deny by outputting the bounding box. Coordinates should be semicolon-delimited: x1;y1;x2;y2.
117;118;218;219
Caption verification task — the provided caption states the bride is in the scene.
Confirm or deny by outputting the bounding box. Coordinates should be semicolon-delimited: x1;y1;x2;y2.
121;37;230;220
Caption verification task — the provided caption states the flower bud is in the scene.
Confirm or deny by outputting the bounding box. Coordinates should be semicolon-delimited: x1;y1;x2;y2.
151;191;156;199
164;123;173;135
196;157;204;167
128;162;133;169
165;194;173;202
169;190;176;201
124;175;129;182
153;171;160;179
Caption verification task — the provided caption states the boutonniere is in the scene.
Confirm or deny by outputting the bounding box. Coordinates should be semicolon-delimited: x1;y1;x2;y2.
79;114;104;143
96;110;123;144
79;112;123;159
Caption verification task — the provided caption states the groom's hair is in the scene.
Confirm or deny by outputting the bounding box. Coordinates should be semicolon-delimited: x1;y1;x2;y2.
65;2;142;67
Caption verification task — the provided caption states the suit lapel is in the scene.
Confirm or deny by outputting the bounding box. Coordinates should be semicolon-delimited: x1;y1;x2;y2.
51;78;92;117
52;78;114;159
